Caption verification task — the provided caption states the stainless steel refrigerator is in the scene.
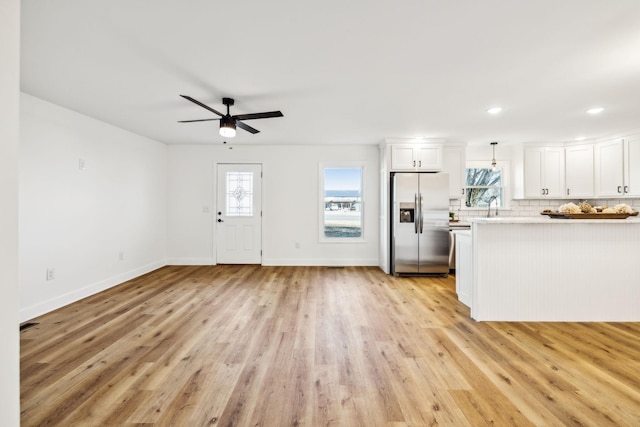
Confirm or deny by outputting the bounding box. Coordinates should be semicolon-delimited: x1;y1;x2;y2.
391;172;450;275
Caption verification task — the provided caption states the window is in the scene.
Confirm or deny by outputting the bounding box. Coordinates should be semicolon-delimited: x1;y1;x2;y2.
320;165;363;240
464;161;509;208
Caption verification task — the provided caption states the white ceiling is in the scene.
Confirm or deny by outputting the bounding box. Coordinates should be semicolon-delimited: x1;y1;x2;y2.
20;0;640;146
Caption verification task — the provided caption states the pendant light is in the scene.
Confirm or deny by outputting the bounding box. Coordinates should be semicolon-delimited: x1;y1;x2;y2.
490;142;498;171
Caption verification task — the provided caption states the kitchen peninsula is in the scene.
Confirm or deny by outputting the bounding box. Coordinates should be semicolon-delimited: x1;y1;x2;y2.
456;216;640;321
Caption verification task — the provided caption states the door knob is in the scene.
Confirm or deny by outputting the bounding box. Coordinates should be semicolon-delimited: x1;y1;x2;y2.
217;219;224;223
217;211;222;215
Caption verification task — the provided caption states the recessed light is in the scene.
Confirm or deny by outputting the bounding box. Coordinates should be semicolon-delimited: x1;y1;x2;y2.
587;107;604;114
575;136;586;141
487;107;502;114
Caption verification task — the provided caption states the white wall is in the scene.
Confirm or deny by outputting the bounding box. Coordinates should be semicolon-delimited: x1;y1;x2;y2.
20;94;168;321
0;0;21;424
167;144;379;266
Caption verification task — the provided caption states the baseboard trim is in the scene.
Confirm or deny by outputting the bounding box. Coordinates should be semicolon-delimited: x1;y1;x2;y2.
167;258;379;267
166;258;215;265
19;260;165;322
261;258;379;267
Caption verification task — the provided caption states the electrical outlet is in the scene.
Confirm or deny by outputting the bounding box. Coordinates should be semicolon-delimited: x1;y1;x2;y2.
295;241;300;249
46;268;55;281
78;158;86;170
119;251;125;261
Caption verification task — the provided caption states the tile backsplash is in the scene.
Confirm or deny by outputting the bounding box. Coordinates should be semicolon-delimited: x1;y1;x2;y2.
449;198;640;221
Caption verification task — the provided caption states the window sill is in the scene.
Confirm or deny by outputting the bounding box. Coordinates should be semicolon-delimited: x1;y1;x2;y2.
319;238;367;244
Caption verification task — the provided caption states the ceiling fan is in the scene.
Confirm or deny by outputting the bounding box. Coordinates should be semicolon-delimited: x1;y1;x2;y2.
178;95;283;137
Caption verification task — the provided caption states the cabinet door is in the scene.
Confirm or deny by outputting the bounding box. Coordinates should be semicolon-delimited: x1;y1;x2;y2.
543;147;565;198
455;232;472;307
595;139;624;197
416;145;442;171
524;148;544;197
565;145;594;198
524;147;564;198
442;146;465;198
624;137;640;197
390;145;416;170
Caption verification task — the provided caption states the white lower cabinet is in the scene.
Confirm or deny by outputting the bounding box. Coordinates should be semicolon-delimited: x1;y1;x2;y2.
454;231;472;308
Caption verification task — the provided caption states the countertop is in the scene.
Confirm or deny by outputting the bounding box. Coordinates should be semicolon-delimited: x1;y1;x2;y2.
469;216;640;224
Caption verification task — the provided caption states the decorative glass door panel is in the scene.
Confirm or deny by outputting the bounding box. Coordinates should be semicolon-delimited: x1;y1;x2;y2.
226;172;254;216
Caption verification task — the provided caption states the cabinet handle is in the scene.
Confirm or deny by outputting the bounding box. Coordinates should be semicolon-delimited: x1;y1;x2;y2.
413;160;416;167
461;188;465;195
418;160;422;167
567;188;570;196
624;185;629;193
541;188;545;196
618;185;622;193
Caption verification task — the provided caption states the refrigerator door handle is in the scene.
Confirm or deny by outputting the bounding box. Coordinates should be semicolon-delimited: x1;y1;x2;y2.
419;193;424;233
414;193;419;234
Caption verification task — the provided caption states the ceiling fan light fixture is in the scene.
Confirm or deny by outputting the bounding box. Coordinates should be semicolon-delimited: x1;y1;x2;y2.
180;95;282;137
219;116;236;137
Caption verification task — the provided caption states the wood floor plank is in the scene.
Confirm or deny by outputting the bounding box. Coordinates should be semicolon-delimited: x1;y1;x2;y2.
20;265;640;426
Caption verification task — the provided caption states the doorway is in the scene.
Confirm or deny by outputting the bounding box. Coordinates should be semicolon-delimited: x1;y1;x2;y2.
216;163;262;264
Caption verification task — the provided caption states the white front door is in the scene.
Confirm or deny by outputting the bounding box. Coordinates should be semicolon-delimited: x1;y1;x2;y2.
216;164;262;264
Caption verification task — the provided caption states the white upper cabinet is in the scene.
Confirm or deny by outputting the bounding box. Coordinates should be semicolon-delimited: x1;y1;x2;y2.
390;144;442;171
596;137;640;197
390;145;415;170
595;139;624;197
564;145;594;198
442;146;466;199
624;136;640;197
524;146;565;198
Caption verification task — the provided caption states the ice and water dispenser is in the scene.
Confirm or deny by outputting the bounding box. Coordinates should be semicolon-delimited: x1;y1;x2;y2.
399;203;415;223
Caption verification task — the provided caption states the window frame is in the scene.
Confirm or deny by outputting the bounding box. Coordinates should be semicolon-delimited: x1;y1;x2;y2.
461;160;510;210
319;162;365;243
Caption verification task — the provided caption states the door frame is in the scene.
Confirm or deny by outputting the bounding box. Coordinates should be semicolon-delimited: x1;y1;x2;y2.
213;162;263;265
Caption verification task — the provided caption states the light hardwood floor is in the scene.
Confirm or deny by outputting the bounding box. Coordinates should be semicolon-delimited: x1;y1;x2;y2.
21;265;640;426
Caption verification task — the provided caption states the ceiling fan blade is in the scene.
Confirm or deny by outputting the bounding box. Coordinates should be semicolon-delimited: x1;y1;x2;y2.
177;118;220;123
232;111;283;121
236;120;260;134
180;95;224;117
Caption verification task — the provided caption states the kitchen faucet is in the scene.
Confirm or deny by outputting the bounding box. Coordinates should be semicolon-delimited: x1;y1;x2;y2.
487;196;499;217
